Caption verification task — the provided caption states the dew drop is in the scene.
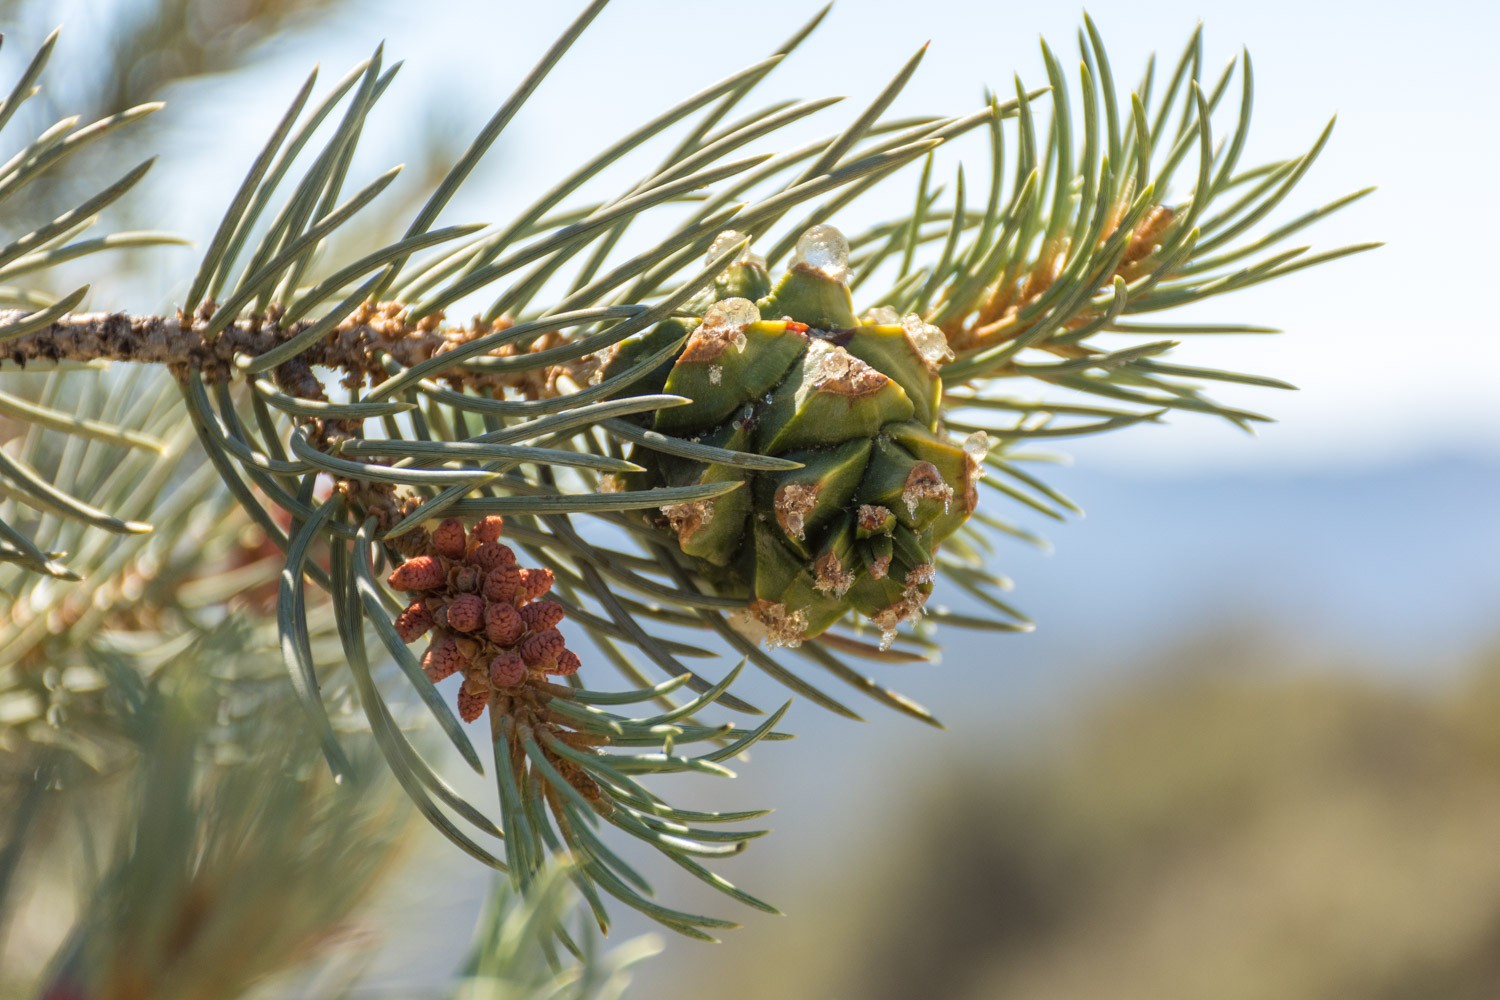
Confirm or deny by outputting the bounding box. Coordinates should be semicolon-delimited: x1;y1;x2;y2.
901;313;954;366
790;224;850;284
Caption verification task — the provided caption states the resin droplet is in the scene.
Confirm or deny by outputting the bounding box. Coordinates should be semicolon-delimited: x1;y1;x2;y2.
749;599;809;648
858;504;894;534
701;296;760;336
862;305;900;326
790;224;850;284
812;342;853;385
870;589;930;650
813;550;855;598
707;229;749;263
901;313;954;366
774;483;819;541
706;229;764;268
902;461;954;517
963;431;989;459
709;364;723;385
661;500;714;545
904;563;936;588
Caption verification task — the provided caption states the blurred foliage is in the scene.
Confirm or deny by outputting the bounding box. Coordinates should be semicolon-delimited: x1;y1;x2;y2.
0;0;342;235
0;365;311;785
0;0;456;284
0;619;660;1000
454;866;662;1000
0;620;412;999
0;0;347;118
684;640;1500;1000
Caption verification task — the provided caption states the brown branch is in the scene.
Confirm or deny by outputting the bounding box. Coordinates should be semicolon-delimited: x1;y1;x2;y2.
0;301;553;545
0;301;520;391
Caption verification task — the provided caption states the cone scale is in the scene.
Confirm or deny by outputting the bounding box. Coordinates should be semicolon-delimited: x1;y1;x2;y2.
602;226;982;649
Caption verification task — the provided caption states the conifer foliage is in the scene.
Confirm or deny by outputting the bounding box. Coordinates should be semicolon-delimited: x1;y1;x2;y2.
0;0;1371;954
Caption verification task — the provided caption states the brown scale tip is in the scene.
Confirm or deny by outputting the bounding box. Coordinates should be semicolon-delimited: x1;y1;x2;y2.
660;499;714;545
484;602;525;645
389;554;445;592
748;599;809;649
904;564;936;588
872;589;929;634
809;342;888;399
678;324;742;365
447;593;485;633
901;462;954;517
858;504;893;533
813;551;855;598
431;517;467;559
472;515;506;545
774;483;819;541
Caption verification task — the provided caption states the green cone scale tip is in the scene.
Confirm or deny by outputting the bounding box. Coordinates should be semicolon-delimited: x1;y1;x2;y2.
600;226;985;649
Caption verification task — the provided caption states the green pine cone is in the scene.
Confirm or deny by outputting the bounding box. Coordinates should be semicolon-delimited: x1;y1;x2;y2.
600;226;983;648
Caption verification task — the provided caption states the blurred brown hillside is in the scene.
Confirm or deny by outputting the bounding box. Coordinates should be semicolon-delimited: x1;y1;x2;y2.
678;641;1500;1000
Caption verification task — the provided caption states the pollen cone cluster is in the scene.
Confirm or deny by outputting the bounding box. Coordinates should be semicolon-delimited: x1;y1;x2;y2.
387;515;579;723
601;226;985;649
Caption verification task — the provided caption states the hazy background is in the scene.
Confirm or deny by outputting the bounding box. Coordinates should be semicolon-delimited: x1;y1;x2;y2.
3;0;1497;996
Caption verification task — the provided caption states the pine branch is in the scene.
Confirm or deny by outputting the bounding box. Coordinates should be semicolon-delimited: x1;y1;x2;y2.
0;305;518;390
0;3;1375;952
